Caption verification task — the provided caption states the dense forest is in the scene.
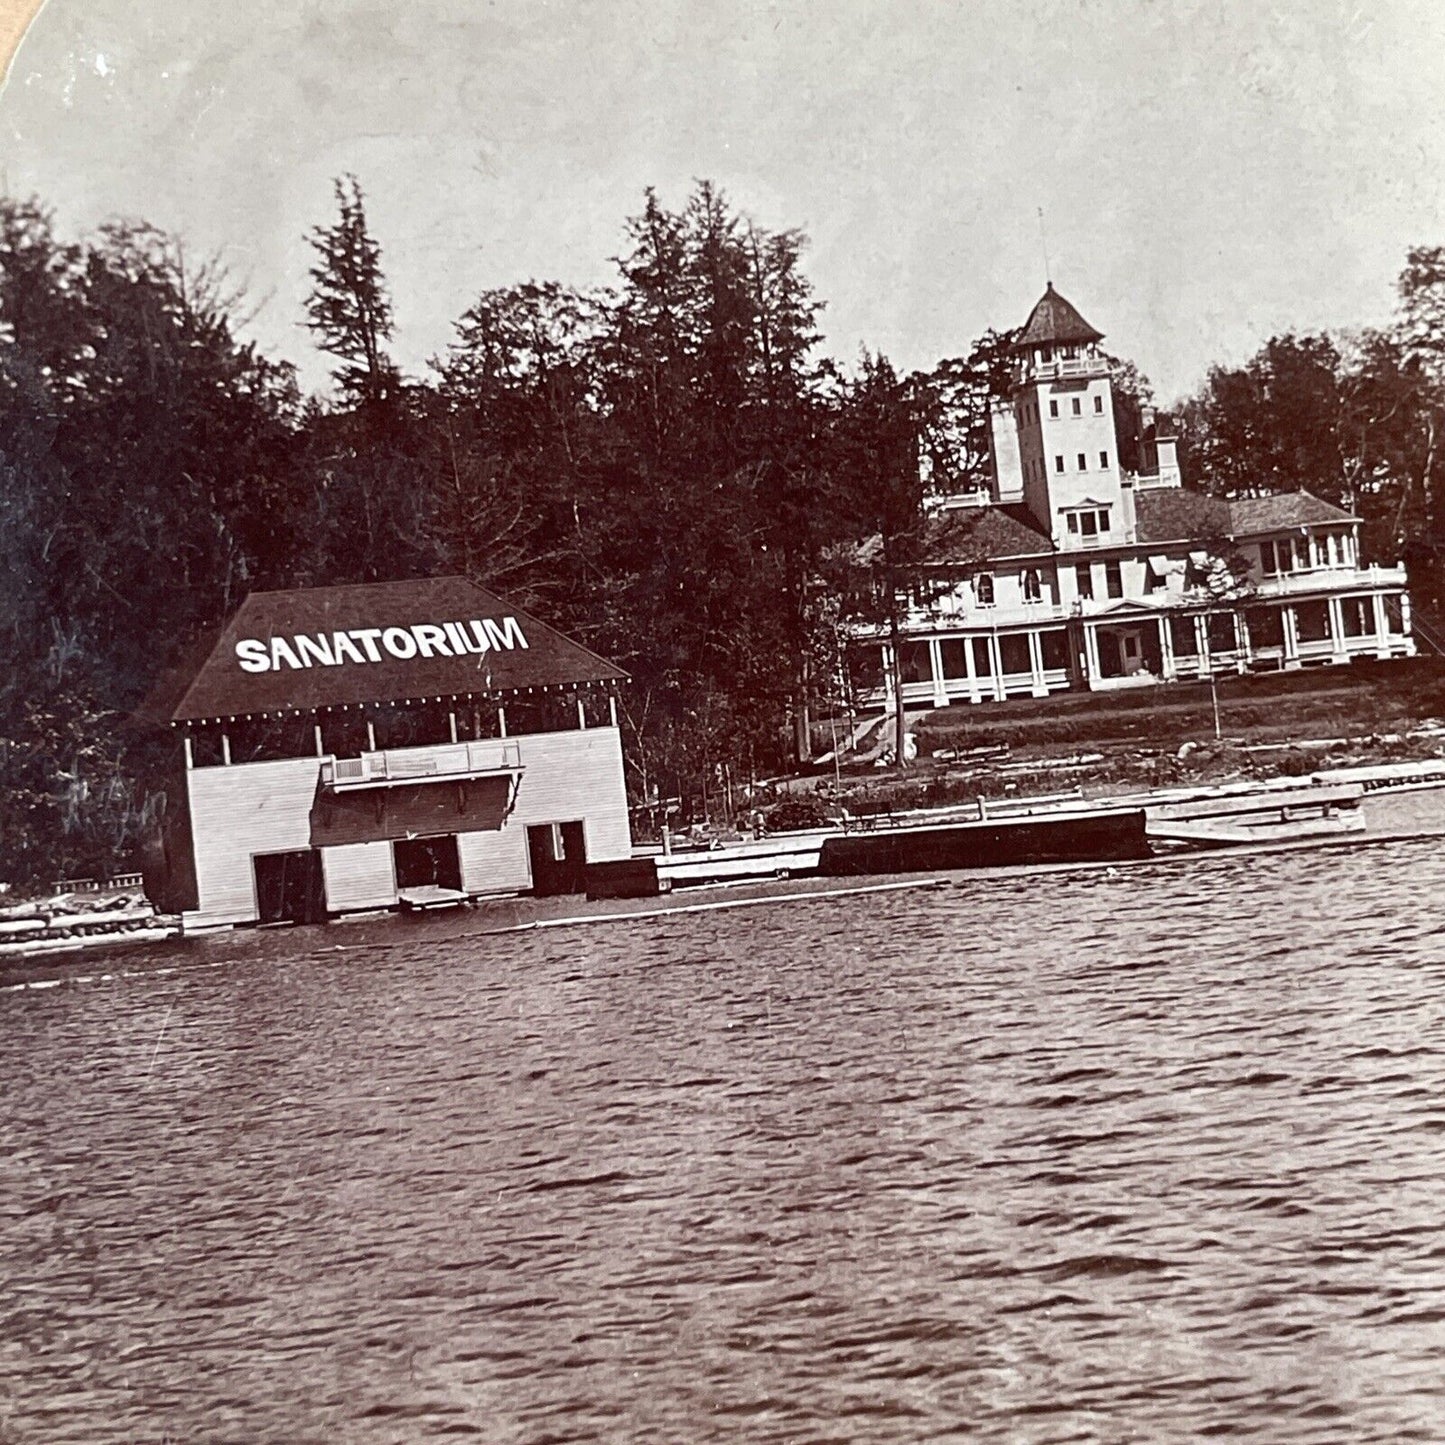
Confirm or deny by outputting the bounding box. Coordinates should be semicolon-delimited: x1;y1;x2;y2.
3;178;1445;884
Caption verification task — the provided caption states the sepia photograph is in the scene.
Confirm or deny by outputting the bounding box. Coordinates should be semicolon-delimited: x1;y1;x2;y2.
2;0;1444;1439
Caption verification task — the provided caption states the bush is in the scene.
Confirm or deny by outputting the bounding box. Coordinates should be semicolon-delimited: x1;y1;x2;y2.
764;795;834;831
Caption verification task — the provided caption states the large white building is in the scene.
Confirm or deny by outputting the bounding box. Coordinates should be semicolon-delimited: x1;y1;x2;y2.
140;577;632;929
849;284;1415;713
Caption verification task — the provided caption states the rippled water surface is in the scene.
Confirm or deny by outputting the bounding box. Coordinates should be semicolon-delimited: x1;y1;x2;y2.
5;840;1445;1443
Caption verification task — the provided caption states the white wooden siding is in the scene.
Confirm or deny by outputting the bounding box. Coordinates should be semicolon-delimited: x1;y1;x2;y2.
184;726;631;926
322;842;396;912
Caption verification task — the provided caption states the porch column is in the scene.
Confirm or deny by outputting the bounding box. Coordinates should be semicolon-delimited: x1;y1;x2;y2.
881;642;898;713
1026;630;1048;697
1372;592;1391;658
1195;614;1211;676
1328;598;1349;663
1282;606;1301;668
962;631;981;705
1082;624;1102;688
1157;615;1177;681
927;637;949;708
987;634;1006;701
1234;610;1252;669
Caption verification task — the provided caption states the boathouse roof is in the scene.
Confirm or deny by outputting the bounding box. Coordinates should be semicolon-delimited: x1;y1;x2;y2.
140;577;627;724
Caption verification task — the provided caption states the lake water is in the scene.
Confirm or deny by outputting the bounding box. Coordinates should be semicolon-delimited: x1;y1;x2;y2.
4;837;1445;1442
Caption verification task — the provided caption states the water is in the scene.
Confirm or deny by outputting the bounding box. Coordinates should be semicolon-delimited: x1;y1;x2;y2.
4;839;1445;1442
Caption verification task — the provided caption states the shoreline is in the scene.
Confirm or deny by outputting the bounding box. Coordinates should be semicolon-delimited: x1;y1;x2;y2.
4;782;1445;993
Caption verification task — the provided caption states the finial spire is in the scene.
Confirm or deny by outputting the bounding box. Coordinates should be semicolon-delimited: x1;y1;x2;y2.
1037;207;1052;286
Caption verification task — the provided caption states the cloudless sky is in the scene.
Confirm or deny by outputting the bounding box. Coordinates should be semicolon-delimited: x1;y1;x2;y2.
4;0;1445;403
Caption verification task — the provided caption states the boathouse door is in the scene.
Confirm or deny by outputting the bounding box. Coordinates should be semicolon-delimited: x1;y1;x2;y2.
254;849;327;925
393;835;463;892
527;821;588;897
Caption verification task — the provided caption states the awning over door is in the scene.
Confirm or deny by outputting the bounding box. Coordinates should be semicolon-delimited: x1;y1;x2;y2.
309;774;514;847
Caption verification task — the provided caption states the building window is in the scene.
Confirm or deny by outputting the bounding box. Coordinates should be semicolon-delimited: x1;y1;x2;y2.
1099;450;1109;469
1022;568;1042;603
1077;453;1087;470
975;572;995;607
1261;542;1277;575
1094;395;1104;413
1072;397;1082;415
1055;454;1064;473
1049;399;1059;418
1106;561;1123;598
1067;506;1112;539
1076;563;1094;600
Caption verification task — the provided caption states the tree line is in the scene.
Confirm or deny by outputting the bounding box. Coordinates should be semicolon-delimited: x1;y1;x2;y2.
2;177;1443;883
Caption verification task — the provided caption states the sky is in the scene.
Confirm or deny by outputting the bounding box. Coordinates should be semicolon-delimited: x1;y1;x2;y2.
3;0;1445;404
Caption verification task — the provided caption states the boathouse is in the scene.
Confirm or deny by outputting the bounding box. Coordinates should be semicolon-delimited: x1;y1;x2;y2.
138;577;631;930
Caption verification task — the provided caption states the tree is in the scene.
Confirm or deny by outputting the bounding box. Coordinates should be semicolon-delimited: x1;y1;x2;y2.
831;352;925;768
305;175;398;408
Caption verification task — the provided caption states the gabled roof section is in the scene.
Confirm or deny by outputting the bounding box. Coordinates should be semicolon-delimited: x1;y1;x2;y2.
919;502;1053;564
139;577;626;724
1016;283;1104;349
1228;490;1356;534
1134;488;1232;545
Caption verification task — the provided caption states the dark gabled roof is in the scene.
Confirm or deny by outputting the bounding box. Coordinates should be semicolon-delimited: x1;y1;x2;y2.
1134;488;1232;545
919;502;1053;564
1227;490;1356;534
139;577;625;724
1015;283;1104;349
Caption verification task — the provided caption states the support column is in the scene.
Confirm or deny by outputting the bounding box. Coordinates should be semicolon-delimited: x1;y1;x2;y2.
1157;615;1177;681
881;643;897;714
927;637;949;708
183;732;194;770
1234;610;1252;669
1282;606;1301;668
1194;614;1211;677
987;635;1006;701
1372;592;1391;658
1083;624;1102;688
962;631;981;705
577;696;588;729
1027;630;1048;697
1328;598;1349;663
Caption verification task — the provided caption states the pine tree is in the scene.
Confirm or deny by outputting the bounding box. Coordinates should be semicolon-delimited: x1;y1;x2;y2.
305;175;398;407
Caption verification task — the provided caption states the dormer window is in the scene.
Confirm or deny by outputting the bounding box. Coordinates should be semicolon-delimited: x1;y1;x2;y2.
1066;506;1112;540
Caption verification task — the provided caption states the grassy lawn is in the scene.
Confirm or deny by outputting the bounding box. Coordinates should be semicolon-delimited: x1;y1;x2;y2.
911;657;1445;756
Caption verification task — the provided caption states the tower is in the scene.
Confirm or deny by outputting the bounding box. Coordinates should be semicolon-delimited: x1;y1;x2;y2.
995;284;1126;547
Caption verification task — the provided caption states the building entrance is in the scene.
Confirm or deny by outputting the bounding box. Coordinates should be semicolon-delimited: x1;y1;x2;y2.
253;849;327;925
527;821;588;896
393;835;463;892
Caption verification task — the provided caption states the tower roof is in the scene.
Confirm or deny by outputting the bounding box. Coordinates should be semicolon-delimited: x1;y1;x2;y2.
1016;283;1104;349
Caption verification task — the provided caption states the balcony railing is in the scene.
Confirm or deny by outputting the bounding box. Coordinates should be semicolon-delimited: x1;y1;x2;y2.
1017;356;1102;383
320;738;524;791
1254;563;1406;596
